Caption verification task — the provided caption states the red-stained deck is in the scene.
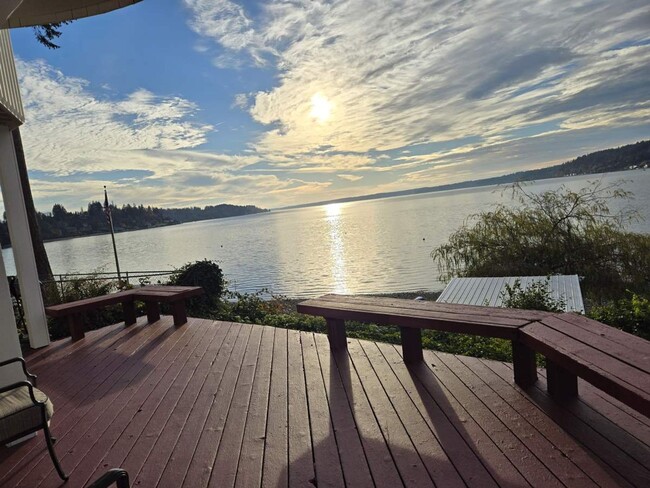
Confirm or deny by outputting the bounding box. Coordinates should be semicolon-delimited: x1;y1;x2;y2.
1;316;648;487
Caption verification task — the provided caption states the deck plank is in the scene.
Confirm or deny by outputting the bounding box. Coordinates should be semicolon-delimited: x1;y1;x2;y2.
129;322;232;488
261;327;289;488
234;326;275;488
347;339;434;487
2;317;177;487
313;333;375;487
301;331;345;488
157;323;244;488
180;323;255;488
38;319;215;488
461;355;629;488
358;340;467;488
490;360;650;487
421;349;564;488
439;352;598;488
208;325;264;487
286;329;315;486
376;342;500;488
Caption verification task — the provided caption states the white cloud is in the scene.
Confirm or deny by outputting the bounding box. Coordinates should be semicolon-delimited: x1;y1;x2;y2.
338;174;363;182
186;0;650;175
17;59;214;174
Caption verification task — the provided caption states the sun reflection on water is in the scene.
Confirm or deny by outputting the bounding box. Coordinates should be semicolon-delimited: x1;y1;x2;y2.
324;203;348;294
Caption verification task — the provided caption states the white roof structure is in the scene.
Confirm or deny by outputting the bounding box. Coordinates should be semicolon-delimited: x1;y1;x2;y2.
1;0;142;28
437;275;585;313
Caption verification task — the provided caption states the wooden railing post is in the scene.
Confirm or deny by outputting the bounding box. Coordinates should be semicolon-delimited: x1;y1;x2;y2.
400;327;423;364
326;318;347;351
512;340;537;388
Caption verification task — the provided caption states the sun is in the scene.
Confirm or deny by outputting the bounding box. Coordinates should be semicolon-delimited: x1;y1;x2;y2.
310;93;333;123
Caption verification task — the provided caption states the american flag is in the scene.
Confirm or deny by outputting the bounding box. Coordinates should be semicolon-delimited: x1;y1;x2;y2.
103;186;112;225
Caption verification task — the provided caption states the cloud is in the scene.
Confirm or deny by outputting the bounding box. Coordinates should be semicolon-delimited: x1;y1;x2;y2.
185;0;650;174
13;58;308;210
337;174;363;182
17;59;214;174
183;0;273;65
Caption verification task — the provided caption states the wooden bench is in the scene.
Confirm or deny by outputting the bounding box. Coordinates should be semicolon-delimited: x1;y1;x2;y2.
518;313;650;417
45;285;204;341
297;294;650;418
296;294;544;385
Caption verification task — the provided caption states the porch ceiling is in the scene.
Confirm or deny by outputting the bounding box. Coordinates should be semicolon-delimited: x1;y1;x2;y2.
1;0;142;28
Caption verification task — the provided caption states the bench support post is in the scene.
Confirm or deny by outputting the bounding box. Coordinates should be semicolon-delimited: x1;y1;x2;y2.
145;301;161;324
546;359;578;400
512;341;537;388
122;301;137;326
68;314;85;341
171;301;188;326
401;327;423;364
326;318;347;351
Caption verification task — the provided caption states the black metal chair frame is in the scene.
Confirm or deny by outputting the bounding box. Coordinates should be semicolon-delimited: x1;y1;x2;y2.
0;357;68;481
86;468;130;488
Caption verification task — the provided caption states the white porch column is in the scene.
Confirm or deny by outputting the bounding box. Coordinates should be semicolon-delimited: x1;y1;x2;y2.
0;126;49;348
0;244;23;384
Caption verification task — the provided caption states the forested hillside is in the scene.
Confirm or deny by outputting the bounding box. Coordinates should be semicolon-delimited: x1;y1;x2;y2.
0;202;268;247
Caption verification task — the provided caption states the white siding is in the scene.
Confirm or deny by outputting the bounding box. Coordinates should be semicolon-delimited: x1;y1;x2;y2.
0;29;23;128
437;275;585;313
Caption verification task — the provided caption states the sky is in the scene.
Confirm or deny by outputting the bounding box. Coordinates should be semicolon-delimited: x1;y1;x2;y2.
8;0;650;212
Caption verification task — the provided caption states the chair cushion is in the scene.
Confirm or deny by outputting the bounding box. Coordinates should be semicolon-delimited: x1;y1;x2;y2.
0;386;53;442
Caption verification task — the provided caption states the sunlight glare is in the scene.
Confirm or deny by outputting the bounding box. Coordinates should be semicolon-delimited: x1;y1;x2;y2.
310;93;333;123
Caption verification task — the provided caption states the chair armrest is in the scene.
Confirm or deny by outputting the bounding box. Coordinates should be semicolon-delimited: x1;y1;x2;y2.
86;468;130;488
0;357;37;386
0;380;47;406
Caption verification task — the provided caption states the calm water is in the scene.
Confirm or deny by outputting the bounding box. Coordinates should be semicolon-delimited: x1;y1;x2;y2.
3;171;650;297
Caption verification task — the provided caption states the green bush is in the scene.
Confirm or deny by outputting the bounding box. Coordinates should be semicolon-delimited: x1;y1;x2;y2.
589;293;650;340
168;260;225;317
501;278;566;312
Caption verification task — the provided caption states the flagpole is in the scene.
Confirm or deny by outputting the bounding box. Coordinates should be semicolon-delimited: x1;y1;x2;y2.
104;186;122;283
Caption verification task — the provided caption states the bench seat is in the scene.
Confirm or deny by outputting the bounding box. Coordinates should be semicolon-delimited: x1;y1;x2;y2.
45;285;204;341
520;314;650;417
298;293;650;418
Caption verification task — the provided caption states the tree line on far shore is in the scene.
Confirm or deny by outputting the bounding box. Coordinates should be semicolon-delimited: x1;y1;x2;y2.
0;201;269;247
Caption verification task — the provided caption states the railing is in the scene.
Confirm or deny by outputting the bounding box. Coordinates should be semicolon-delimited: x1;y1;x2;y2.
43;270;175;294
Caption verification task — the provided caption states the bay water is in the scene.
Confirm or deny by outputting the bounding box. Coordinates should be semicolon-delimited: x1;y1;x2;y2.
3;170;649;297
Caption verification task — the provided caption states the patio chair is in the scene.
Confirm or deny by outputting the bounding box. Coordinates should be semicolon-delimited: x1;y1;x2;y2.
0;357;67;481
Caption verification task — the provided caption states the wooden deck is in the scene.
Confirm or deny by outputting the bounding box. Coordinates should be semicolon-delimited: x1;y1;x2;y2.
1;317;648;487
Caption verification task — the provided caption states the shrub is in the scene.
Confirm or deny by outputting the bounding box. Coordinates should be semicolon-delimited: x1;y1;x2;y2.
589;293;650;340
168;260;225;317
501;278;566;312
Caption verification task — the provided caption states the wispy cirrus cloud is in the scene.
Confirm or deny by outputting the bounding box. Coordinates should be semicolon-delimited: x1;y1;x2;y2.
185;0;650;190
15;58;319;210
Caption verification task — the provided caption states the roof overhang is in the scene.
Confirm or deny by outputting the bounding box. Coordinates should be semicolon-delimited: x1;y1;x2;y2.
1;0;142;28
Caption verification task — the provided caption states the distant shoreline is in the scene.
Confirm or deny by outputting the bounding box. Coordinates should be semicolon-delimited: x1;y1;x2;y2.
279;140;649;211
280;167;647;211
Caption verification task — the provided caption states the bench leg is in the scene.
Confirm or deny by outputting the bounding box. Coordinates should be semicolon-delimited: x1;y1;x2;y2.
326;318;347;351
145;301;161;324
512;341;537;388
123;301;137;326
546;359;578;400
68;314;85;341
171;301;188;326
400;327;423;364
